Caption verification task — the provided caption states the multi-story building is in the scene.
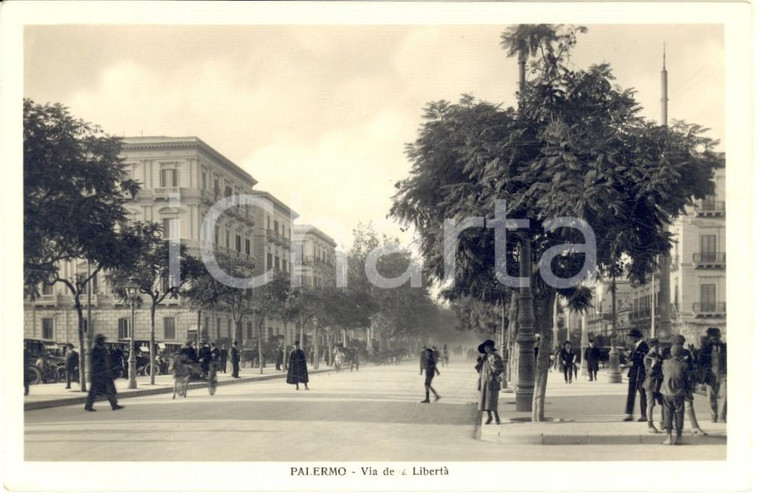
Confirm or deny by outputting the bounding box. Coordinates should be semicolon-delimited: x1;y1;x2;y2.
586;279;633;340
25;135;342;352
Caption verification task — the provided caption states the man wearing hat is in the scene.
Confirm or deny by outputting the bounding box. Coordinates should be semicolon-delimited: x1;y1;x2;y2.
286;341;310;390
84;334;123;412
475;339;504;424
198;340;212;379
672;334;708;436
64;343;79;390
623;328;649;422
699;327;727;423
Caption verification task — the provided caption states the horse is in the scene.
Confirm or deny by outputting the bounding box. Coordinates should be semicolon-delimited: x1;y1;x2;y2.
169;356;195;399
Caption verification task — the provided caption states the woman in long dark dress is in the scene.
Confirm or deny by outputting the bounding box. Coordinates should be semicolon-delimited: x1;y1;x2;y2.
286;341;309;390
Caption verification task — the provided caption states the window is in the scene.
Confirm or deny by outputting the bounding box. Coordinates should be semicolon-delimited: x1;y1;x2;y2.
214;178;220;199
700;284;716;311
214;226;220;246
201;171;207;191
227;319;232;337
162;218;179;240
204;317;210;337
245;238;251;256
225;185;232;198
267;216;271;230
217;318;222;337
41;284;54;296
236;235;242;253
275;256;280;271
163;317;176;340
267;253;273;270
42;318;54;340
246;322;253;339
700;235;717;261
160;168;177;187
118;318;130;339
87;274;98;294
267;327;274;340
225;230;230;250
274;220;279;236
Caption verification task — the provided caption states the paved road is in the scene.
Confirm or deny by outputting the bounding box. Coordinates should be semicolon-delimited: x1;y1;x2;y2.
24;360;724;462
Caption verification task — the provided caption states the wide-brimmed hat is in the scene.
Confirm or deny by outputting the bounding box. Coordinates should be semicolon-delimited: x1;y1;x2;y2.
478;339;495;354
627;328;642;338
706;327;721;337
94;334;106;344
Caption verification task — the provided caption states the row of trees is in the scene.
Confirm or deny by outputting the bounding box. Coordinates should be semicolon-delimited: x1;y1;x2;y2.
24;98;452;391
390;25;722;420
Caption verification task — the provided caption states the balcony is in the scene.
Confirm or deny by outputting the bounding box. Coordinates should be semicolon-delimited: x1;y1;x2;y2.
154;186;181;200
692;301;726;317
692;252;726;269
266;229;278;244
34;294;61;307
696;200;725;217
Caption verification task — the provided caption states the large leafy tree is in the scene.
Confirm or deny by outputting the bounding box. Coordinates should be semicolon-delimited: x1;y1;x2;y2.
24;99;140;391
391;25;721;420
250;271;290;374
107;221;202;384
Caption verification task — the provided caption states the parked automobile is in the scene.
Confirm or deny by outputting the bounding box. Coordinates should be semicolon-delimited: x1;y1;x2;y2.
24;338;67;384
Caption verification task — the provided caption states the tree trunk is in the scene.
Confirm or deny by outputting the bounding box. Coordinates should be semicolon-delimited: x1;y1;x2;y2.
150;303;156;385
313;323;319;370
532;292;557;422
507;291;518;387
257;316;265;375
74;298;88;392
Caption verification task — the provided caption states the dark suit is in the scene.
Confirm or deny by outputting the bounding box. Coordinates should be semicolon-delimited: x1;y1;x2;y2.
65;350;79;389
220;348;228;373
699;341;727;421
85;344;119;409
625;340;649;417
231;345;240;378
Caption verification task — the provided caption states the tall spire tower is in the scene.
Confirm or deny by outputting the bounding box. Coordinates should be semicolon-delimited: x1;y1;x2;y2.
658;43;673;340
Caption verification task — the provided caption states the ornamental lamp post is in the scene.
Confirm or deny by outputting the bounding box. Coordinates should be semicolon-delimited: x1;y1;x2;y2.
125;282;140;389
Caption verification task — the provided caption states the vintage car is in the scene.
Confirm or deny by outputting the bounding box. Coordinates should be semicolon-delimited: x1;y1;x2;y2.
24;338;67;384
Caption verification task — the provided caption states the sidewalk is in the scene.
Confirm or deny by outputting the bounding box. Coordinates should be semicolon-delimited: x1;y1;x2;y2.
478;368;727;446
24;362;332;411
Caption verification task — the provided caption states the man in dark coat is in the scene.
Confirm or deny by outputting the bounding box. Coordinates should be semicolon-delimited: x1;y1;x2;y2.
179;340;198;363
220;344;228;374
623;328;649;422
419;348;427;375
584;340;601;381
198;341;212;378
275;345;284;371
85;334;123;412
560;341;575;384
230;341;240;378
65;344;79;389
699;327;727;423
286;341;309;390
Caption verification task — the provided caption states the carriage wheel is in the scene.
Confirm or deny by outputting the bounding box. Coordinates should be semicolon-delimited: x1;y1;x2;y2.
26;365;43;385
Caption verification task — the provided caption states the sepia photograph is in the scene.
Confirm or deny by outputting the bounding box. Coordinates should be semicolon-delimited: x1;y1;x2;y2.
1;1;754;493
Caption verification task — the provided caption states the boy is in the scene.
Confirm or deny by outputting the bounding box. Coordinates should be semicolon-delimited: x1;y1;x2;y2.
660;346;690;445
642;338;663;433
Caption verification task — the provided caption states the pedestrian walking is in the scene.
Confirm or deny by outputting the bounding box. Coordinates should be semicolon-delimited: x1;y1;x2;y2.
671;335;708;436
198;341;212;379
419;347;427;375
560;341;575;384
286;341;309;390
642;338;664;433
220;344;228;374
230;341;241;378
584;340;600;381
210;342;220;366
475;339;503;424
441;344;449;367
349;346;360;371
420;347;440;403
275;344;284;371
660;345;690;445
84;334;123;412
64;344;79;389
623;328;649;422
23;344;31;396
699;327;727;423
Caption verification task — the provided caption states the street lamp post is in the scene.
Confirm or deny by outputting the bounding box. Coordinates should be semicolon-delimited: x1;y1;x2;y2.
607;276;622;383
125;283;139;389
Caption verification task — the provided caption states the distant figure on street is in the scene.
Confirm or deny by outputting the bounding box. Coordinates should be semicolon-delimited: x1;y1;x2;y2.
333;344;345;373
180;340;198;363
230;341;241;378
660;345;690;445
198;341;212;378
420;347;440;403
623;328;649;422
275;345;284;371
642;338;664;433
220;344;228;374
584;340;600;381
419;347;427;375
441;344;449;367
23;344;31;396
85;334;123;412
286;341;309;390
699;327;727;423
560;341;575;384
475;339;503;424
671;335;707;436
210;342;220;368
65;344;79;389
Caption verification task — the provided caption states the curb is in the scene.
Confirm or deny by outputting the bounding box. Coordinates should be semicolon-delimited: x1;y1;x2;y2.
481;429;727;446
24;368;332;411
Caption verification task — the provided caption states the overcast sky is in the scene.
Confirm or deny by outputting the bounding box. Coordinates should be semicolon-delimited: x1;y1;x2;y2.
24;23;724;250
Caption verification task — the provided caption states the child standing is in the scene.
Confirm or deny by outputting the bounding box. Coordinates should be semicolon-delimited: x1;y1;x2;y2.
660;345;690;445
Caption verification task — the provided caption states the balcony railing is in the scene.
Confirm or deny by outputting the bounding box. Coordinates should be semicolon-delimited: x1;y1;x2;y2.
692;252;726;268
154;186;181;200
692;301;726;316
266;229;278;244
696;200;725;217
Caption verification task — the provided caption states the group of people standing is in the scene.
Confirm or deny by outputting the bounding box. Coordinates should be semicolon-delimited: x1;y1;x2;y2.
554;340;601;383
624;326;727;445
